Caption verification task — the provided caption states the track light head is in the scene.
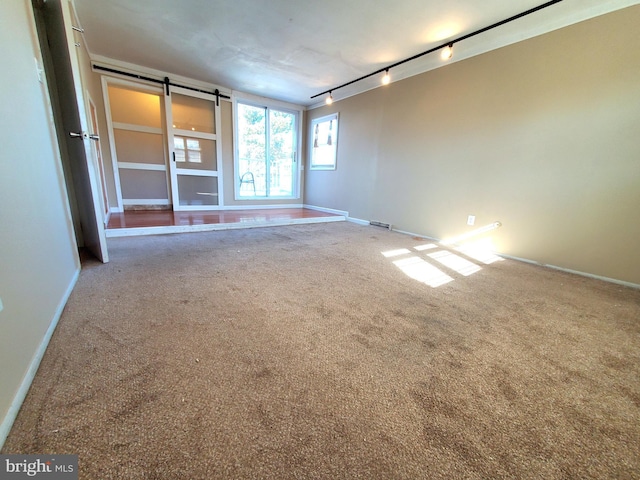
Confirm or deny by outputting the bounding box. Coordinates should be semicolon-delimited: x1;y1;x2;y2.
381;69;391;85
441;43;453;61
325;92;333;105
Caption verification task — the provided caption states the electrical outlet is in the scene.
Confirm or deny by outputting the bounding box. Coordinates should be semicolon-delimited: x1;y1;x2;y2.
467;215;475;226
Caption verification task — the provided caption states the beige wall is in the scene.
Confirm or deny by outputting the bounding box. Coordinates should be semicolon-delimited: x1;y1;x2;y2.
305;6;640;285
0;0;80;444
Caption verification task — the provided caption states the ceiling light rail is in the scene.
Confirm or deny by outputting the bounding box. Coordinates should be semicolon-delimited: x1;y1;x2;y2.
311;0;564;102
92;64;230;105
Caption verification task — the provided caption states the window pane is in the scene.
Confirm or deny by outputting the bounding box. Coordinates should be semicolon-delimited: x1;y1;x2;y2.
171;93;215;133
269;109;295;196
238;104;266;161
120;169;168;200
177;175;218;206
174;136;216;169
188;151;201;163
238;104;267;196
115;130;165;165
311;114;338;169
174;150;186;163
236;102;298;198
108;85;162;128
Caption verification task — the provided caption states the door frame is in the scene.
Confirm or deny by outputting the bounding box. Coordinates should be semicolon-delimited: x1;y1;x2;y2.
232;93;303;201
86;94;110;225
166;86;224;210
65;0;109;261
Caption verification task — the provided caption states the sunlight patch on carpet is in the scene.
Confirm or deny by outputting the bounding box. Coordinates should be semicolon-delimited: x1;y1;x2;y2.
381;248;412;258
428;251;482;276
392;256;454;287
382;238;492;287
414;243;438;251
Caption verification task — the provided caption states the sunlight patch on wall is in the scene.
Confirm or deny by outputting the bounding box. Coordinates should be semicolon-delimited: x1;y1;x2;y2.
393;256;454;288
455;239;504;265
441;222;502;246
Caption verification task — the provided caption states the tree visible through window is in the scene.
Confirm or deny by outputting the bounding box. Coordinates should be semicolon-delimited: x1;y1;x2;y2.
236;101;297;198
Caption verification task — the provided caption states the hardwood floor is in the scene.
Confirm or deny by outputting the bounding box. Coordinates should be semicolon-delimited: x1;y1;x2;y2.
106;208;345;237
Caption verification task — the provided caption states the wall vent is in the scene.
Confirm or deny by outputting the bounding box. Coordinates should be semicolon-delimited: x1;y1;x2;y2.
370;220;391;230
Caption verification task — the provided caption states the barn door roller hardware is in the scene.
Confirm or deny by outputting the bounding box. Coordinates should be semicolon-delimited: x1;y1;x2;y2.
93;64;230;105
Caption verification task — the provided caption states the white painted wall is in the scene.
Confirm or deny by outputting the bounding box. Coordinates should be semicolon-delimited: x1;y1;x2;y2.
0;0;80;447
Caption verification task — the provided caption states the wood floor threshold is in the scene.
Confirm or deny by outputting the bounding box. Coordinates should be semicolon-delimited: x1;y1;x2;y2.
105;214;345;238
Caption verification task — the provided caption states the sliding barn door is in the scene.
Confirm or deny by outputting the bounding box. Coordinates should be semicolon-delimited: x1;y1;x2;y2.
166;87;223;210
106;81;169;210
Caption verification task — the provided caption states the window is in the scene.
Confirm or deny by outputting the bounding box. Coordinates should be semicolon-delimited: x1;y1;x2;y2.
174;136;202;163
310;113;338;170
234;98;300;199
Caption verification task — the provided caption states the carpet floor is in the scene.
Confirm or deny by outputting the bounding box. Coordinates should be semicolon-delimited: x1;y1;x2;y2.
3;222;639;479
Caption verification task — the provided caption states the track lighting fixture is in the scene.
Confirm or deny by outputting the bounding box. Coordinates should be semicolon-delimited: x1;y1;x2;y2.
381;69;391;85
325;92;333;105
311;0;565;102
441;43;453;60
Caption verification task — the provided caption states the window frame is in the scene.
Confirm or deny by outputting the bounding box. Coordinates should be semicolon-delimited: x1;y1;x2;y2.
309;113;339;171
232;94;303;200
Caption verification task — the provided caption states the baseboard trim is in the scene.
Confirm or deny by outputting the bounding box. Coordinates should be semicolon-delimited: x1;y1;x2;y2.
388;227;640;289
541;262;638;288
303;204;349;216
0;268;81;449
104;209;112;227
346;217;370;226
488;252;639;289
222;204;304;210
390;227;440;242
122;199;170;206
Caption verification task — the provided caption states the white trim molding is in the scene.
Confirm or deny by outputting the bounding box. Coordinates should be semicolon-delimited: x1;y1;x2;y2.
118;162;166;171
303;204;348;216
346;217;370;226
122;199;170;206
106;214;344;238
112;122;163;135
221;204;304;210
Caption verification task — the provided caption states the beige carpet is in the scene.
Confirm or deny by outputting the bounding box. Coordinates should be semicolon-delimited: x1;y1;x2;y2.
3;222;639;479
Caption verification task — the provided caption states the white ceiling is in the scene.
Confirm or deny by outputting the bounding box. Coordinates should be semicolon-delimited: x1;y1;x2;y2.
73;0;636;107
